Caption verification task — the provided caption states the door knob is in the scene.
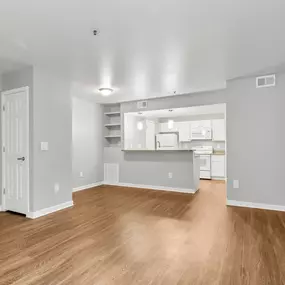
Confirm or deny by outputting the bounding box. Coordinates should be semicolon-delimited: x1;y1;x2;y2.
17;157;25;161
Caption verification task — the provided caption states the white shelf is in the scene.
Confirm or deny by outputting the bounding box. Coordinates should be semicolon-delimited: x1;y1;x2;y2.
104;112;120;116
104;123;121;127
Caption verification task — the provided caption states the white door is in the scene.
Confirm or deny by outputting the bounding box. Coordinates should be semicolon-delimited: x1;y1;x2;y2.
2;87;29;215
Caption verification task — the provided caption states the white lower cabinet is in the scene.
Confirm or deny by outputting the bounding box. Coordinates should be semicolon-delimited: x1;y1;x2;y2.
211;155;225;178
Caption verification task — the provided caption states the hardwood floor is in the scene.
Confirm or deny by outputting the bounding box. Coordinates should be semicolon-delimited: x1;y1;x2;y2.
0;181;285;284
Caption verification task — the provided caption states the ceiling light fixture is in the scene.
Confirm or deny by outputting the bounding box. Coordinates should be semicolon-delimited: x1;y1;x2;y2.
98;88;114;96
137;121;144;131
168;119;174;129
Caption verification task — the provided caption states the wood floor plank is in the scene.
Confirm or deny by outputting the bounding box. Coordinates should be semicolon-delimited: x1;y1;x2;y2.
0;181;285;284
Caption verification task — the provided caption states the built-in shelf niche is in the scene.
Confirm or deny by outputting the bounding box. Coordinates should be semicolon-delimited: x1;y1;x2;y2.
103;103;121;147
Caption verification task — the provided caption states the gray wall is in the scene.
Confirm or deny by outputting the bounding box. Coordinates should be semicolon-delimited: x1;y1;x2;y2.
104;148;199;190
0;76;2;205
72;97;104;188
226;73;285;205
2;66;73;212
105;89;226;190
107;73;285;207
2;67;34;209
32;67;72;211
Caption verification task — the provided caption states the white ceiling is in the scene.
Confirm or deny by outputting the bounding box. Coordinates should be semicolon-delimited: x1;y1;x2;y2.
0;0;285;103
128;104;226;118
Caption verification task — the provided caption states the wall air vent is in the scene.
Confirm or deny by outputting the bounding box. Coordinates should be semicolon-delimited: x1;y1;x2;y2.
256;74;276;88
137;101;148;109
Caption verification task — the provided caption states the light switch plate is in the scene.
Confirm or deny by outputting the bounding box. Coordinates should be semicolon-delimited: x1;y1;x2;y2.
54;183;60;193
233;180;239;189
41;142;49;151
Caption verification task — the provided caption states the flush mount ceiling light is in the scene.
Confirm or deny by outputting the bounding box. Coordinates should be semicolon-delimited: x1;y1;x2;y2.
98;88;114;96
137;121;144;131
168;119;174;129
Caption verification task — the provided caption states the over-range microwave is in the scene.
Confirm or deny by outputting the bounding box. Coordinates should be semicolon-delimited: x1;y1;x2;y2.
190;127;212;140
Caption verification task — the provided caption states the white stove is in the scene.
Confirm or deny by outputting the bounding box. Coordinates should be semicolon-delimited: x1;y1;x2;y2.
192;146;213;155
192;146;213;179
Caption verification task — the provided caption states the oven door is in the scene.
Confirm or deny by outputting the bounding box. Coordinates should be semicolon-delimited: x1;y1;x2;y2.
199;155;211;171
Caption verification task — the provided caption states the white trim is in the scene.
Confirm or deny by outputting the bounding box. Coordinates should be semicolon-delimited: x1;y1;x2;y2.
211;177;226;181
104;182;197;194
1;86;30;215
73;181;104;192
227;200;285;212
0;205;2;211
26;201;74;219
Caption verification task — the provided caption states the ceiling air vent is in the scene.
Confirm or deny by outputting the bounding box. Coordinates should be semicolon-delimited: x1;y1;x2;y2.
137;101;148;109
256;74;276;88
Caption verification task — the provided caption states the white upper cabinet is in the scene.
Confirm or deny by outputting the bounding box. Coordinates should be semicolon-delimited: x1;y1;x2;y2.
159;122;168;132
159;121;179;132
191;120;212;129
178;121;191;142
212;119;225;141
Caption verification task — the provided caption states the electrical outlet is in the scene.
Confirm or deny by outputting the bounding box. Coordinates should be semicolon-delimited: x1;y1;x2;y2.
233;180;239;189
80;172;84;178
54;183;60;193
168;172;173;179
40;142;49;151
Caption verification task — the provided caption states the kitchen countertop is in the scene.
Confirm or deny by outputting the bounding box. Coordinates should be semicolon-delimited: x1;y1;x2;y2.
122;149;194;152
212;151;226;155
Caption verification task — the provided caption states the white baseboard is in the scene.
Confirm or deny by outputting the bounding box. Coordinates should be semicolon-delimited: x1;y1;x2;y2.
73;181;104;192
104;182;197;194
211;177;226;181
227;200;285;212
26;201;74;219
0;205;2;211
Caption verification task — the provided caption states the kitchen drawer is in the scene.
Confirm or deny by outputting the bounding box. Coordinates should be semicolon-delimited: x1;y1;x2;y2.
211;155;225;162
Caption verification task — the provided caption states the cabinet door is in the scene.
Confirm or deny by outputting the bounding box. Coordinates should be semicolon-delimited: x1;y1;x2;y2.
191;120;211;128
212;119;225;141
159;121;179;132
211;155;225;177
178;121;191;142
191;121;200;129
201;120;212;128
159;122;168;132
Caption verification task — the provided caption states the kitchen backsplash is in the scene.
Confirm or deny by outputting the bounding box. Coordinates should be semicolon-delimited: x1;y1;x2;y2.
180;140;225;150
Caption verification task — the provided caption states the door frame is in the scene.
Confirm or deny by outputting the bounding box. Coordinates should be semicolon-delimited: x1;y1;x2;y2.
1;86;30;215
